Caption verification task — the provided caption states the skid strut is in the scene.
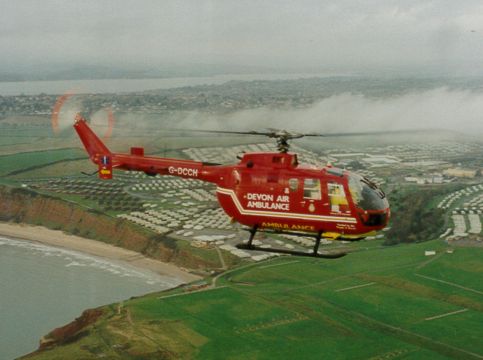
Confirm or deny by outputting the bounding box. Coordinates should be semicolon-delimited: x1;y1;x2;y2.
246;225;258;248
236;226;346;259
312;231;322;255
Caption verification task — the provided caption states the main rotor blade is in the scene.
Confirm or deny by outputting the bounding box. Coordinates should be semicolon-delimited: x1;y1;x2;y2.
90;124;439;138
168;128;310;139
306;128;438;137
168;128;273;136
168;128;438;138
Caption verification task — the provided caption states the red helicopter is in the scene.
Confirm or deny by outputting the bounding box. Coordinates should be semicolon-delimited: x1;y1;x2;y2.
74;114;390;258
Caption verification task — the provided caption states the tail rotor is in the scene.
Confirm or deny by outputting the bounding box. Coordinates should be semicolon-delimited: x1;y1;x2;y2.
51;92;115;139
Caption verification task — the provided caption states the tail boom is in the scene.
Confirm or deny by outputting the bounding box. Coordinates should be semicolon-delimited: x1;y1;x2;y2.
74;115;225;184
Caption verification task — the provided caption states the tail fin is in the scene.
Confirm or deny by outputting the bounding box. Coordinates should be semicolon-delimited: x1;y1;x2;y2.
74;114;111;160
74;114;113;179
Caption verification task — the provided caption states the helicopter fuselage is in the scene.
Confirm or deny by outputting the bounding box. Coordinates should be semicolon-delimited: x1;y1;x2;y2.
74;117;390;240
215;152;389;239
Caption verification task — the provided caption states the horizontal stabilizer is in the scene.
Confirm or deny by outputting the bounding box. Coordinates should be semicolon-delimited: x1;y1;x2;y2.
98;154;113;179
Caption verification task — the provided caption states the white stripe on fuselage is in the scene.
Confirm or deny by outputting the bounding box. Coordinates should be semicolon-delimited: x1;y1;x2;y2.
216;187;357;224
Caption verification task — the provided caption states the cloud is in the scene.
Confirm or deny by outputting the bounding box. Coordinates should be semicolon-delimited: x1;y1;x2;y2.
2;0;483;75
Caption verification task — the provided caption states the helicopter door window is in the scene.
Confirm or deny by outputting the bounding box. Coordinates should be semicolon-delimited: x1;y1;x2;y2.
303;179;321;200
328;183;348;212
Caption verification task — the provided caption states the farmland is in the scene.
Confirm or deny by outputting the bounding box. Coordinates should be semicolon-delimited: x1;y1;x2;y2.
0;148;84;177
25;239;483;359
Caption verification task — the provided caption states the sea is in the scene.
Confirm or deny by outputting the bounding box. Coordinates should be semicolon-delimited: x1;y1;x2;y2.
0;236;182;360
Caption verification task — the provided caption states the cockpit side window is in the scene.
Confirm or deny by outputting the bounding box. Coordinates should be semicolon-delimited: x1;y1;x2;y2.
348;175;363;205
303;178;321;200
348;173;388;210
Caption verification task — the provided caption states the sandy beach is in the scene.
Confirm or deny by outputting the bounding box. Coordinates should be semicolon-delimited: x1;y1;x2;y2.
0;222;201;283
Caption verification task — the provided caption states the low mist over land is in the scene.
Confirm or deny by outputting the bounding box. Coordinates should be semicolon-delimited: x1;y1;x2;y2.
103;78;483;138
172;87;483;135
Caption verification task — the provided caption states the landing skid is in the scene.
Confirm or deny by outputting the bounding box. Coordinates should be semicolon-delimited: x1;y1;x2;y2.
236;243;346;259
236;226;347;259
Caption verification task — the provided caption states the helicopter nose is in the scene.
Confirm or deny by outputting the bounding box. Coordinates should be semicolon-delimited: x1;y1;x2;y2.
359;209;389;227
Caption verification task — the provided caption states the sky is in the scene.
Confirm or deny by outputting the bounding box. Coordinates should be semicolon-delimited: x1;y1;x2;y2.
2;0;483;75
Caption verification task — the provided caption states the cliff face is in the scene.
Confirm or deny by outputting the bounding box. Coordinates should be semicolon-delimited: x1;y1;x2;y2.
0;186;218;269
38;308;104;351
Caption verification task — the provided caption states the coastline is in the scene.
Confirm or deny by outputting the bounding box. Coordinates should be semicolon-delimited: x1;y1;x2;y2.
0;222;201;283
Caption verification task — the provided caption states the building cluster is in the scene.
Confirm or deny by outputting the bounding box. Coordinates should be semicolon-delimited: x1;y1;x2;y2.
403;167;479;185
1;78;337;117
128;178;216;202
8;76;483;116
364;142;482;163
437;185;483;240
29;176;145;212
437;185;483;211
219;243;278;261
404;174;445;185
0;94;56;116
451;214;482;237
329;142;482;164
443;168;479;178
328;140;482;187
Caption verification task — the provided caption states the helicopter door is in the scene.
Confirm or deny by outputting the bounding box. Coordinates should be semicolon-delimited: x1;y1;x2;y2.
327;182;349;213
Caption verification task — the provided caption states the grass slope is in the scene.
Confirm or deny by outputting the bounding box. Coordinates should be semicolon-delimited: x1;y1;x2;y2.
25;240;483;360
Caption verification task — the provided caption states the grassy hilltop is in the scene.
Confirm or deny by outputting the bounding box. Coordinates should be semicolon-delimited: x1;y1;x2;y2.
24;239;483;359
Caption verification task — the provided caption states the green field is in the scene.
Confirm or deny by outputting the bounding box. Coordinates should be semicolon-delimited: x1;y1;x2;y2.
26;239;483;360
3;114;482;360
0;148;85;177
